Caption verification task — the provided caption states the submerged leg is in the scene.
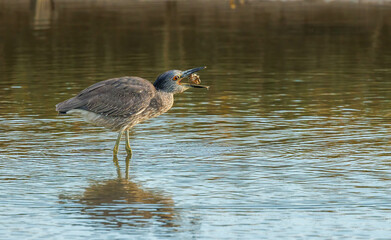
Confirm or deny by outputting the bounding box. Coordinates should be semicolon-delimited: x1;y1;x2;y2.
125;154;131;180
113;128;126;156
125;129;132;157
112;155;122;179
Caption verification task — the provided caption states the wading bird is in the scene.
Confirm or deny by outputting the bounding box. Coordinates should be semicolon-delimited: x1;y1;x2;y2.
56;67;208;157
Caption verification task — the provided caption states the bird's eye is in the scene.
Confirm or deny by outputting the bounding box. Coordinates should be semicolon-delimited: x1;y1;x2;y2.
172;75;179;81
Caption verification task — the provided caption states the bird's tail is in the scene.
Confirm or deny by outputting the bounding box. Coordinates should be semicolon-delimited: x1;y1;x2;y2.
55;97;82;114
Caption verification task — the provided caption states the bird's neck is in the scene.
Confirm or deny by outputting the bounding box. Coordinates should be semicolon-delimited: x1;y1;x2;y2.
156;89;174;96
155;90;174;111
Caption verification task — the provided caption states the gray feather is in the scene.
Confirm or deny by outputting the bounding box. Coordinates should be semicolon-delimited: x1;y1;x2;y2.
56;77;155;117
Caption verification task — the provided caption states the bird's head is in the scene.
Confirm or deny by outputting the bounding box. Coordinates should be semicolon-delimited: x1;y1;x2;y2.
153;66;208;94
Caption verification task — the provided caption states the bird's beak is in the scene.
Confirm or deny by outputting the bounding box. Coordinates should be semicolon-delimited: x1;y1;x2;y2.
180;66;209;89
181;83;210;89
181;66;206;78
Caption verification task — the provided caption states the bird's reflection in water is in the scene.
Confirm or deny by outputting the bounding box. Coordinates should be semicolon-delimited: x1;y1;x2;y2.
79;179;176;228
112;154;131;180
60;155;177;228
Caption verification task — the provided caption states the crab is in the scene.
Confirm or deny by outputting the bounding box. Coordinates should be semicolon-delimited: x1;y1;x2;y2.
188;73;201;85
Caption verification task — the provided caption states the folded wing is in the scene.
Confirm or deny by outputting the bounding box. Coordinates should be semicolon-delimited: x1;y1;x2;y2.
56;77;156;117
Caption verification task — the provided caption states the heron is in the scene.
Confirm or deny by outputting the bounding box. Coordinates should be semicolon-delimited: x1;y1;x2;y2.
56;66;208;157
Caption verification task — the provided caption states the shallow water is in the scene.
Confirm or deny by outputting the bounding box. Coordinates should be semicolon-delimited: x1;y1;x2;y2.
1;0;391;239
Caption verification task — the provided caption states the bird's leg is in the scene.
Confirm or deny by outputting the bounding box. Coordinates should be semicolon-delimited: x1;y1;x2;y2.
112;155;122;179
125;129;132;157
113;128;125;156
125;154;131;180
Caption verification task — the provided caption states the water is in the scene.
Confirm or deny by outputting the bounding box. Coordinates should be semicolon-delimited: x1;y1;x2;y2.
1;0;391;239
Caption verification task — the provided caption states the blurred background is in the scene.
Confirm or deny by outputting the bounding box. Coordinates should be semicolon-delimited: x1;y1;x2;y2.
0;0;391;239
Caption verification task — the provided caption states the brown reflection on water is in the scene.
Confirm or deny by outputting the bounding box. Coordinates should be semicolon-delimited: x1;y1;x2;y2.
61;177;177;228
59;154;177;228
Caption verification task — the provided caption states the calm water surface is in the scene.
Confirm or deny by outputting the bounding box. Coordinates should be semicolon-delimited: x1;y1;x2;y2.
1;0;391;239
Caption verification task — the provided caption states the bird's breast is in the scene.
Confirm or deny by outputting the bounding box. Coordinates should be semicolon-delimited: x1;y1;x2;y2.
136;91;174;123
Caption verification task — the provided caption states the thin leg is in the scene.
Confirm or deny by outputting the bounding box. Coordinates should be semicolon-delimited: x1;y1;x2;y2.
125;154;131;180
112;155;122;179
125;129;132;157
113;128;126;156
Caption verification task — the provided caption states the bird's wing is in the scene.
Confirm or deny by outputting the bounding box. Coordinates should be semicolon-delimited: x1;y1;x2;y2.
56;77;156;117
